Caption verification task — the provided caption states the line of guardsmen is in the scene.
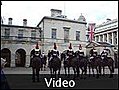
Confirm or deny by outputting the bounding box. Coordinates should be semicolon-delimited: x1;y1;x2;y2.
30;42;110;65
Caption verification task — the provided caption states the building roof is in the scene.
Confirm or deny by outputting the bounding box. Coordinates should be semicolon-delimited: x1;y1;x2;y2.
37;16;87;27
86;41;115;48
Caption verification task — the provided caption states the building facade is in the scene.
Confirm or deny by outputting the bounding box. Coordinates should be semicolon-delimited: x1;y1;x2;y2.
94;19;118;49
93;19;118;61
37;9;87;54
1;9;87;67
1;18;41;67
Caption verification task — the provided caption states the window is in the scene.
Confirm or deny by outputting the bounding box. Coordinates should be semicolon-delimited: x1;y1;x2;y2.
113;31;117;45
51;28;57;39
108;33;112;44
96;36;99;42
100;35;103;42
64;29;69;43
76;31;80;41
104;34;107;42
4;28;10;39
18;29;23;39
31;30;36;40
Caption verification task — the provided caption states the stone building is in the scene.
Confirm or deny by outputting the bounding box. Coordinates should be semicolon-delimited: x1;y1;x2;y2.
37;9;87;54
1;18;41;67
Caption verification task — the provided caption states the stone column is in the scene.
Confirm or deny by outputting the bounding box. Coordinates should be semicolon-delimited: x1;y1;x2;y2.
107;33;109;43
10;53;16;67
25;54;30;67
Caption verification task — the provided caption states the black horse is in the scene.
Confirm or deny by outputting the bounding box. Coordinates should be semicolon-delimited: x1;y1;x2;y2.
88;55;102;78
61;50;77;78
48;51;61;77
100;55;114;78
75;55;88;79
30;55;42;82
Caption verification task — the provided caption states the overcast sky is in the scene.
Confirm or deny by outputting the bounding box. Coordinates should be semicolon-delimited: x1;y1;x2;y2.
1;1;118;27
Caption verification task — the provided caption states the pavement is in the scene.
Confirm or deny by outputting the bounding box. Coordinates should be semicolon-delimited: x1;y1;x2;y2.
2;67;118;89
3;67;118;74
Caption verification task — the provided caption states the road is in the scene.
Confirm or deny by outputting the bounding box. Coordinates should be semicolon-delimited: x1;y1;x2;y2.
2;67;118;89
3;67;118;74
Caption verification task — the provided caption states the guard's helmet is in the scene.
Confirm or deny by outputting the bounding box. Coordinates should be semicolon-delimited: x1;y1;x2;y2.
69;43;72;49
35;42;40;51
79;44;82;50
54;43;57;50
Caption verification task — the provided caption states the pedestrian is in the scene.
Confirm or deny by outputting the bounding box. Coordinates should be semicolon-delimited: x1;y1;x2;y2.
1;58;10;89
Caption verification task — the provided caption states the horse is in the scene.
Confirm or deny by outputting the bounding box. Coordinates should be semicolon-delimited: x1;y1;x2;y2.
75;55;88;79
100;55;114;78
30;56;43;82
61;50;77;79
88;55;102;78
48;51;61;78
41;54;47;71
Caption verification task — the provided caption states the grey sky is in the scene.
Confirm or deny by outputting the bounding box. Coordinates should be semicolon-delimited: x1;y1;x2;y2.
1;1;118;26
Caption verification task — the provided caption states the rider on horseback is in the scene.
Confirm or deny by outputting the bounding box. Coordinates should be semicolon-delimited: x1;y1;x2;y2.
89;45;98;62
34;42;42;57
101;48;108;63
30;42;41;59
66;43;75;61
75;44;84;60
49;43;60;62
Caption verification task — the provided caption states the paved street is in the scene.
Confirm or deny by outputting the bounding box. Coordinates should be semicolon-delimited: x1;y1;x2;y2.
2;67;118;89
3;67;118;74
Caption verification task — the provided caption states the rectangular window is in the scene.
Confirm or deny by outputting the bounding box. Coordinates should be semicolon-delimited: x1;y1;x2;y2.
104;34;107;42
113;31;117;45
31;30;36;40
96;36;99;42
100;35;103;41
18;29;23;39
51;28;57;39
109;33;112;44
4;28;10;39
76;31;80;41
64;29;69;43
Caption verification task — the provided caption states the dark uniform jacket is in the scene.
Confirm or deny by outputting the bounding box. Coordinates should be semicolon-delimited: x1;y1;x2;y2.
50;49;59;57
66;50;74;57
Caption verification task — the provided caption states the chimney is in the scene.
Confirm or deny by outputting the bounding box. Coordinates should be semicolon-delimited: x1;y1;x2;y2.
8;18;13;25
51;9;62;17
23;19;27;26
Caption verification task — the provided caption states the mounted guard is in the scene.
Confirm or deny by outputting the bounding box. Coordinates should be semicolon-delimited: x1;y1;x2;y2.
101;48;108;63
89;45;98;62
49;43;60;62
75;44;84;60
66;43;75;61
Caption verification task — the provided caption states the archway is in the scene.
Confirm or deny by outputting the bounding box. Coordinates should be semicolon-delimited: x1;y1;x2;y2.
1;48;11;67
15;49;26;67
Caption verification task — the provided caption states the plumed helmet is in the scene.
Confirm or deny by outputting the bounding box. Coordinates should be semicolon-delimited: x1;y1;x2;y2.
35;42;39;49
54;43;57;50
79;44;82;50
69;43;72;49
35;42;40;51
